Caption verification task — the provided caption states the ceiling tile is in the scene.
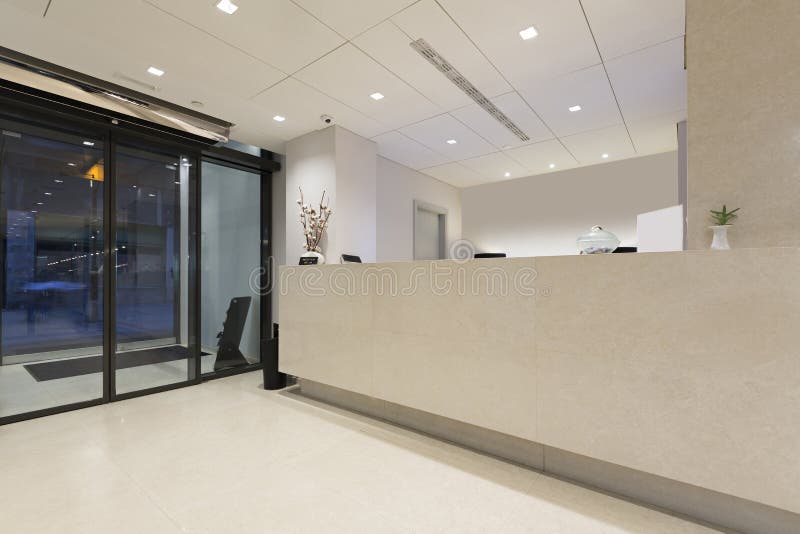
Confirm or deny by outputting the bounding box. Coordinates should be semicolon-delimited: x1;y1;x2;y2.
292;0;416;39
227;122;288;154
438;0;599;87
293;44;440;130
400;114;496;160
505;139;578;175
420;162;487;188
582;0;685;60
606;37;686;123
627;109;686;155
450;92;553;149
145;0;343;73
391;0;511;98
353;20;474;110
459;151;529;183
372;131;450;170
560;124;635;165
250;77;387;141
519;65;622;137
28;0;287;103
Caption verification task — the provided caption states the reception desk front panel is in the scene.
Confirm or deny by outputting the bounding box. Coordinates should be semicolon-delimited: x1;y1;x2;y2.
279;249;800;514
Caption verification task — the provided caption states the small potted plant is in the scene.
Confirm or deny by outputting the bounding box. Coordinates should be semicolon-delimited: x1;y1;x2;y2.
709;205;739;250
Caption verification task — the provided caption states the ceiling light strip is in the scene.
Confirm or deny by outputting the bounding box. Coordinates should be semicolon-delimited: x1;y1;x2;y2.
410;38;530;142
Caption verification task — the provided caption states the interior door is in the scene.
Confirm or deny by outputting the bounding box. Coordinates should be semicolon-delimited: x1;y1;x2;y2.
414;202;446;260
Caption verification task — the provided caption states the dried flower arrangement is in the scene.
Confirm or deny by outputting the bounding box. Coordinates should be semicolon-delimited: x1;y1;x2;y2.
297;187;332;253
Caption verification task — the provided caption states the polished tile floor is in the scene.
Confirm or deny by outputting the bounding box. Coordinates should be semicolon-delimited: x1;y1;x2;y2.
0;351;224;418
0;372;721;533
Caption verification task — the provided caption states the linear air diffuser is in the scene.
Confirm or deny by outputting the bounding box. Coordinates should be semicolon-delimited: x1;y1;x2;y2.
410;38;529;142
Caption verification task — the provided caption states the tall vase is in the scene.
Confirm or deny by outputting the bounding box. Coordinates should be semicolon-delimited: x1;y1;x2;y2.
709;225;731;250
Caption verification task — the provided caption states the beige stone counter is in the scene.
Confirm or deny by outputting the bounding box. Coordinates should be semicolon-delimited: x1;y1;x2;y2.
279;249;800;515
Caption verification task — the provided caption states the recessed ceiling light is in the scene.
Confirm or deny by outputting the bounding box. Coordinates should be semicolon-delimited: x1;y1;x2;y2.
273;115;286;122
446;139;457;145
44;192;52;196
549;163;556;169
147;66;165;77
504;172;511;177
36;202;43;205
174;181;181;185
83;141;94;146
31;210;38;213
568;105;582;112
519;26;539;40
54;179;63;183
67;162;76;167
369;92;385;101
148;193;156;197
216;0;238;14
601;153;609;159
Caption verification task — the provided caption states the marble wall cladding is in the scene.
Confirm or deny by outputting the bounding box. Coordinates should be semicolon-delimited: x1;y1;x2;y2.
686;0;800;249
279;249;800;513
534;249;800;514
281;258;540;440
279;263;375;396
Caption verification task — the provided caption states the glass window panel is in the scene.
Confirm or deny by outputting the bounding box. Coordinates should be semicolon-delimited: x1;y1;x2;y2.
0;118;103;417
200;161;261;375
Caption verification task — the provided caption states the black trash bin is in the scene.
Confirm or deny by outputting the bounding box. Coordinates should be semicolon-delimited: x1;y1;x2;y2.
262;323;286;390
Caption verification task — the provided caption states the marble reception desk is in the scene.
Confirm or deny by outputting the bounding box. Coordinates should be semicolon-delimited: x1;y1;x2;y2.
279;248;800;517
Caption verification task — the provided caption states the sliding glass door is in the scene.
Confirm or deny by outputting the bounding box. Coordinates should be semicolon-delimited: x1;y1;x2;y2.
200;161;262;375
113;144;197;395
0;104;271;424
0;117;104;418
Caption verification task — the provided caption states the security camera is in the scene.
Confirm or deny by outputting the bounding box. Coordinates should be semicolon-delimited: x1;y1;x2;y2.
320;114;335;125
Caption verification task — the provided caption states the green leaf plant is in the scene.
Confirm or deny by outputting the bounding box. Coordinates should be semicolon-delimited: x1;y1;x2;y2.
710;205;740;226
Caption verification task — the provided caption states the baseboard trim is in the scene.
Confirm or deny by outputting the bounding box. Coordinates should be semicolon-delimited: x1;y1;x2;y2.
296;379;799;534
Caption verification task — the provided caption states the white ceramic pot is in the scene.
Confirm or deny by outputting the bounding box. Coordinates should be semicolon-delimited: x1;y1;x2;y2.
709;225;731;250
301;250;326;264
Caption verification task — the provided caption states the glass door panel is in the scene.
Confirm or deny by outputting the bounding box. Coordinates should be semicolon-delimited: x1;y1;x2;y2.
200;161;261;375
114;145;194;394
0;118;104;418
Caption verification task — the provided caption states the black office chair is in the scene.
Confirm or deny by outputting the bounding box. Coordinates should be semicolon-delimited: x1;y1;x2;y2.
340;254;362;263
474;253;506;259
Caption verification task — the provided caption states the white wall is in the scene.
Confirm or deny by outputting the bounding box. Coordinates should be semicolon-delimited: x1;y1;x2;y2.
285;127;336;266
335;128;377;262
376;157;462;262
284;126;377;265
462;152;678;257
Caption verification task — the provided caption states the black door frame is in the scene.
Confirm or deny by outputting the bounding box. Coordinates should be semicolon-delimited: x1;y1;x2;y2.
197;150;274;381
0;89;278;425
108;134;203;401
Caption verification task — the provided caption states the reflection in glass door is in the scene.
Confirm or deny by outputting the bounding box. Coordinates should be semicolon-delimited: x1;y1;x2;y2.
0;118;104;418
200;161;261;375
114;145;195;394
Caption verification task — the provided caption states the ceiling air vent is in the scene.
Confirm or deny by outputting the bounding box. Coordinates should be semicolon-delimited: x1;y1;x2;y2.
410;38;529;142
